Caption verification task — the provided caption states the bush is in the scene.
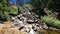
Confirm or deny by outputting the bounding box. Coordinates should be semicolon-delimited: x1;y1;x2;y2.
0;11;9;21
0;3;3;9
9;6;18;16
9;9;18;16
42;16;60;29
0;0;19;21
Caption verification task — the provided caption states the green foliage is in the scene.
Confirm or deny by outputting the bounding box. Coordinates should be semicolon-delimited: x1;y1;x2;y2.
18;6;24;13
31;0;60;16
0;3;3;9
17;4;33;13
9;9;18;15
31;0;51;9
42;16;60;29
0;11;9;21
31;0;46;16
31;0;42;8
0;0;19;21
0;0;9;21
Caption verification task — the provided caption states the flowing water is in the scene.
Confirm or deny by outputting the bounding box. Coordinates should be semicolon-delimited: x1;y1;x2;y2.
27;24;35;34
11;13;60;34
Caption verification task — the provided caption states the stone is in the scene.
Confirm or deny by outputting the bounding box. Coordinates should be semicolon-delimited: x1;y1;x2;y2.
43;23;48;29
27;19;34;24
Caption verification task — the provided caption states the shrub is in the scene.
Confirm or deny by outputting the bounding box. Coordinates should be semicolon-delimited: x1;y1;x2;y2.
9;6;18;16
9;9;18;16
0;3;3;9
42;16;60;29
0;11;9;21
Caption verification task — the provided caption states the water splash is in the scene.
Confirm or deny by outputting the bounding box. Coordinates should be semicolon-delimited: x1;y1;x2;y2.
29;25;35;34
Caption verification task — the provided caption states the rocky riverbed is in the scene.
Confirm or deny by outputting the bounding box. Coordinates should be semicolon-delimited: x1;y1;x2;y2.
0;11;60;34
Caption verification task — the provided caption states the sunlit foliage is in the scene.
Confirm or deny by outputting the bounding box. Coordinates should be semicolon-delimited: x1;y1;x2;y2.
42;16;60;29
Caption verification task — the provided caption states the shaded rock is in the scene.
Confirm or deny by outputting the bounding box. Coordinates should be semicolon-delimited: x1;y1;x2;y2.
0;21;4;24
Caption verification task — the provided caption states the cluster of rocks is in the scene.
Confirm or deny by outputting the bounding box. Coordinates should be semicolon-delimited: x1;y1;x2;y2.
10;11;44;34
11;10;40;26
10;10;60;34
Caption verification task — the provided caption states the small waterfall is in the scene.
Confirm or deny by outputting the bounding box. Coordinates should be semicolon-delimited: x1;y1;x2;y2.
29;25;35;34
29;29;35;34
15;18;24;26
11;16;24;26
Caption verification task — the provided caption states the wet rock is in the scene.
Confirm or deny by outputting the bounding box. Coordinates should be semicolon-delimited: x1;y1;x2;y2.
20;16;27;24
19;24;30;33
20;28;26;32
11;16;24;27
39;25;43;30
43;23;48;29
11;16;16;21
27;19;34;24
17;14;23;17
0;21;4;24
49;27;58;31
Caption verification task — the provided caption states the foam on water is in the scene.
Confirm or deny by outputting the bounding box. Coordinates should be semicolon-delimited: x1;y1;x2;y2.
29;24;35;34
